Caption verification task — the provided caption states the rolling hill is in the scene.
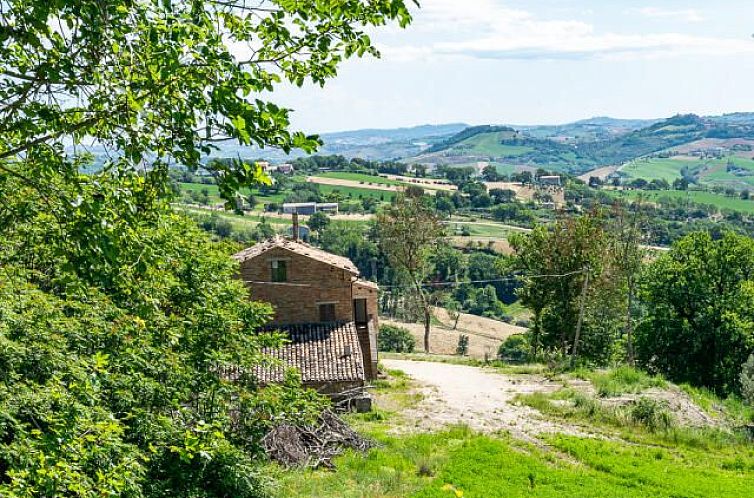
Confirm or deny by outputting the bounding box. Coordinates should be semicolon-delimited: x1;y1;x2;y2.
407;114;754;176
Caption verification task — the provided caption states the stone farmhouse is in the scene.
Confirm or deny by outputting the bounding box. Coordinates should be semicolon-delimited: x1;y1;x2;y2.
233;231;379;401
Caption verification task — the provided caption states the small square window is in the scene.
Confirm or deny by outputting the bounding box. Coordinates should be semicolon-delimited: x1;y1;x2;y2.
270;260;287;282
319;303;336;322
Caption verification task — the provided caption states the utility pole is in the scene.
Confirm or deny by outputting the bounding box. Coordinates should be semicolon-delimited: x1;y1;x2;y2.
571;266;590;367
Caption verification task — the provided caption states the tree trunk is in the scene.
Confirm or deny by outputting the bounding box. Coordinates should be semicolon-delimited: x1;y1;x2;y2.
412;278;431;353
453;314;460;330
531;309;541;358
625;277;635;366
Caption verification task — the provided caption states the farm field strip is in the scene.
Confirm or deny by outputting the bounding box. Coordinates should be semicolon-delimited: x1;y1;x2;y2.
611;189;754;214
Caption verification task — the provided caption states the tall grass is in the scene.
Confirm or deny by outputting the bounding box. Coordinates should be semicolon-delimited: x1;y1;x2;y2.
572;365;667;397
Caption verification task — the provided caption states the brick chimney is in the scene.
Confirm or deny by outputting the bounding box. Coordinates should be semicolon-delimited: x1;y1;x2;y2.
292;212;299;241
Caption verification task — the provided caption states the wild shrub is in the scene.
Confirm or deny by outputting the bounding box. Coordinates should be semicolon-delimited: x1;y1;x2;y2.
630;397;674;431
498;334;530;363
456;334;469;356
378;325;416;353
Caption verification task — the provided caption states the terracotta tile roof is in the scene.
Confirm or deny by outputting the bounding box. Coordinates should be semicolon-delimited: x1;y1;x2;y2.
232;235;359;274
251;321;365;385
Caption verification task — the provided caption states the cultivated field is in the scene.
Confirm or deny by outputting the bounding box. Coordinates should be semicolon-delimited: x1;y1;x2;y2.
577;165;618;182
382;308;526;359
383;174;457;191
612;189;754;214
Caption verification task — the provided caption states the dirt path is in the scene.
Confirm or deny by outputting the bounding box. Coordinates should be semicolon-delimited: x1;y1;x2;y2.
381;359;587;439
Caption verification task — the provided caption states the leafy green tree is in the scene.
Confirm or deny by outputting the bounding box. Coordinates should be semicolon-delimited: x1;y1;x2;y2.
378;324;415;353
308;211;331;234
610;203;646;365
489;188;516;204
377;194;444;352
482;164;502;182
510;213;623;363
431;244;466;282
637;231;754;395
456;334;470;356
467;252;515;303
465;285;505;318
0;191;325;497
319;221;381;279
498;334;530;363
0;0;413;211
445;298;462;330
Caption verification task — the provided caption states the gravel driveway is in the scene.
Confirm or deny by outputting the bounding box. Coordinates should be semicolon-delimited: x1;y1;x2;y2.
381;359;586;439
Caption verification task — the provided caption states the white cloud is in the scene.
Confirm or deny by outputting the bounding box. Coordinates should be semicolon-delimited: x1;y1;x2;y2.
377;0;751;62
635;7;705;23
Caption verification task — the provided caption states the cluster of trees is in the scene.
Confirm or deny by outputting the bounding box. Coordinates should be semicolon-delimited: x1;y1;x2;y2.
510;211;754;398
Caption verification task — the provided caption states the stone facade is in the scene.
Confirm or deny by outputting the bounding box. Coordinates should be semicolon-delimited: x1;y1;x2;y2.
238;247;355;324
233;237;379;381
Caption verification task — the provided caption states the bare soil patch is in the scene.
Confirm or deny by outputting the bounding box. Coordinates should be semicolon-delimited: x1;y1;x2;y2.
381;359;587;439
449;236;514;255
577;166;618;182
382;310;525;359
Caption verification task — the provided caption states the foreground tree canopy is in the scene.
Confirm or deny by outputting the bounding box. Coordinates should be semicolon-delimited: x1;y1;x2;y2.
637;231;754;395
0;1;414;496
0;0;413;206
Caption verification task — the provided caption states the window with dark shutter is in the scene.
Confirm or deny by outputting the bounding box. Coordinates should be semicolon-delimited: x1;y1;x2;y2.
270;260;287;282
319;303;336;322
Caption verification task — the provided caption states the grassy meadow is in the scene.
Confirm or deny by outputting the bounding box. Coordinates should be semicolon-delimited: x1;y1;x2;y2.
316;171;404;186
456;132;534;157
270;365;754;498
620;158;695;182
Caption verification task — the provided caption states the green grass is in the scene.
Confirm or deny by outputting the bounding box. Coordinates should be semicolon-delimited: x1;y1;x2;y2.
276;404;754;498
572;366;667;397
679;384;754;425
178;182;287;203
315;183;396;201
611;189;754;214
444;221;515;238
316;171;403;186
620;158;696;182
454;132;534;157
620;155;754;188
493;163;520;176
272;365;754;497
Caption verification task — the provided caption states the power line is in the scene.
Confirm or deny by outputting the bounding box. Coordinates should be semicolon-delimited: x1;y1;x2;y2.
379;268;587;290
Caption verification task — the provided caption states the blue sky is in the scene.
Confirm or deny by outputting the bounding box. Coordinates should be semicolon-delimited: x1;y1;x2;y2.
274;1;754;132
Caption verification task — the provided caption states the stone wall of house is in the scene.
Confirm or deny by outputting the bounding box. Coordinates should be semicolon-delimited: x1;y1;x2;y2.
352;282;379;380
239;247;354;324
352;282;380;331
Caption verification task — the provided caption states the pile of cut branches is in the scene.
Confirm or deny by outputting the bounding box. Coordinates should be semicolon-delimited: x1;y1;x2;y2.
263;410;374;469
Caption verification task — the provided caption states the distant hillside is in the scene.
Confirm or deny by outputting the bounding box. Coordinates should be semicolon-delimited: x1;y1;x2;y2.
520;117;660;141
75;113;754;171
409;114;754;174
425;125;517;153
322;123;469;142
